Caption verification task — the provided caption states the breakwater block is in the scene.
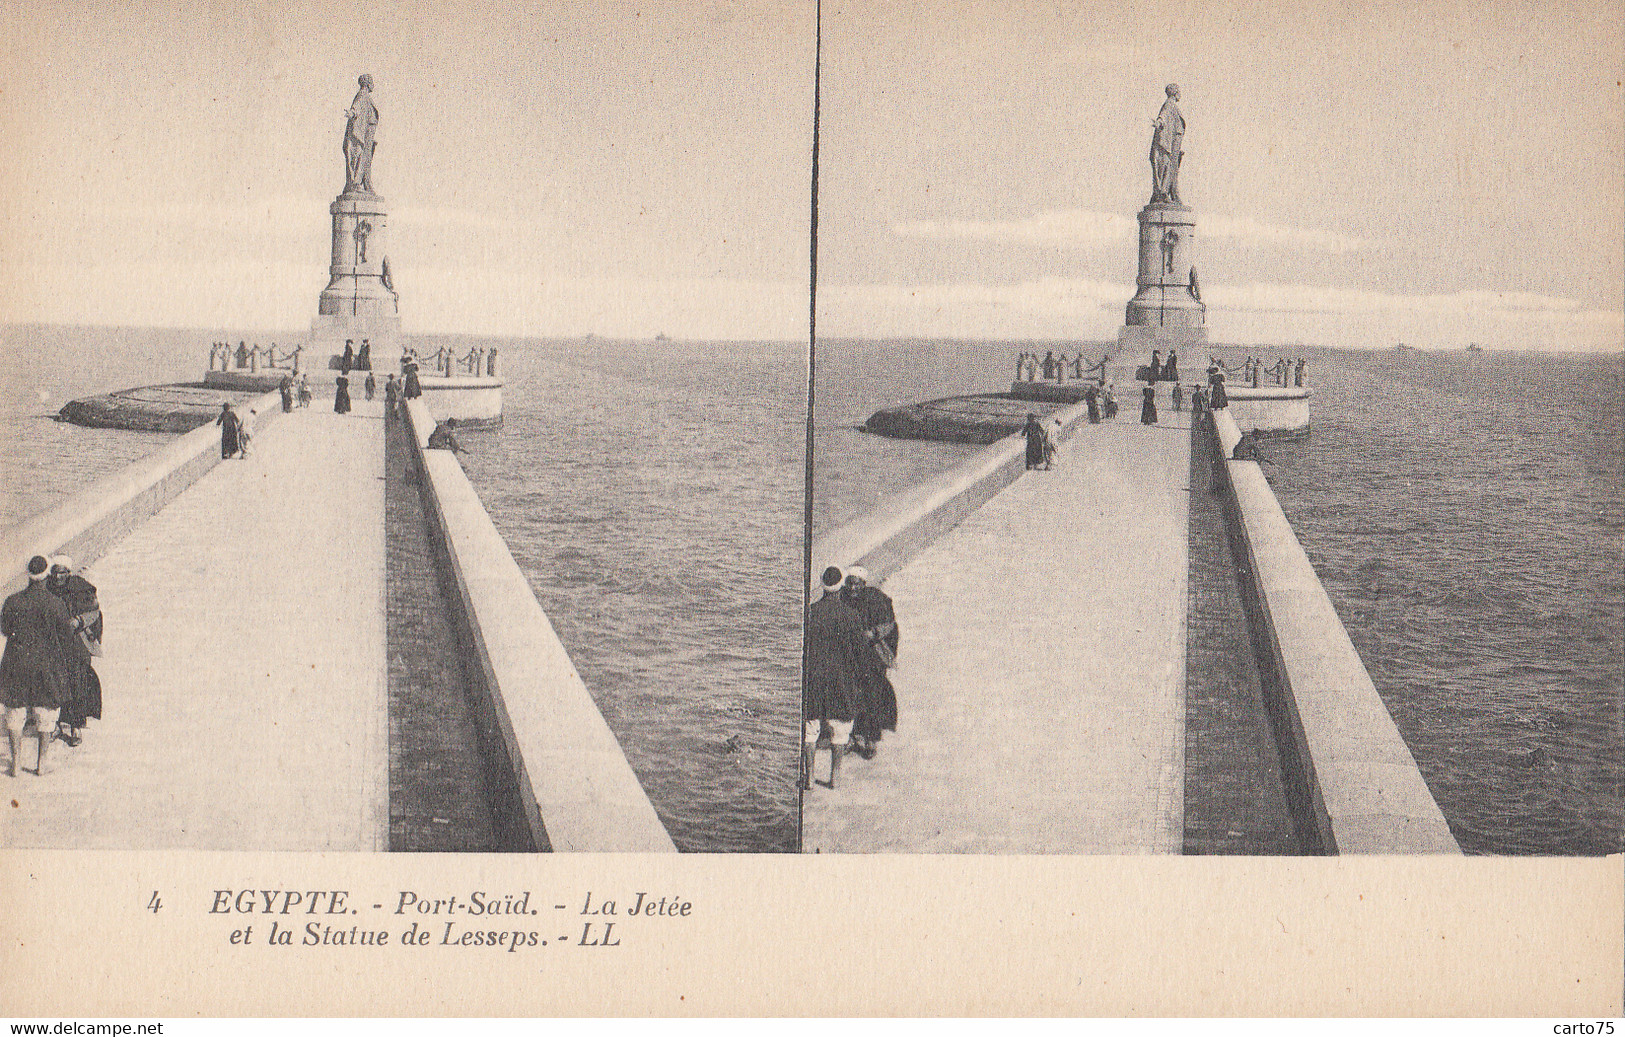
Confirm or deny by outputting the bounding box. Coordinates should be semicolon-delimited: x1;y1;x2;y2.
57;383;267;432
864;393;1072;445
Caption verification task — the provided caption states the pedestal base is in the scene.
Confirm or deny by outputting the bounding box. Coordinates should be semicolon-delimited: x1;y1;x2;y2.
1116;324;1210;352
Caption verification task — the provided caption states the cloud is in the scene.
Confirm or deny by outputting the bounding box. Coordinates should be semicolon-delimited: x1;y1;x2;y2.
891;208;1383;254
1207;282;1607;318
819;275;1624;350
892;210;1134;249
1203;215;1384;253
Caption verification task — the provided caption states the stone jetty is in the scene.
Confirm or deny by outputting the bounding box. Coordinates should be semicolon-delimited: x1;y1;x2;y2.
806;381;1458;855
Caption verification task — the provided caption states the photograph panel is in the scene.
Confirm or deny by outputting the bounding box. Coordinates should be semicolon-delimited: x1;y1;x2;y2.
0;0;814;853
802;0;1623;855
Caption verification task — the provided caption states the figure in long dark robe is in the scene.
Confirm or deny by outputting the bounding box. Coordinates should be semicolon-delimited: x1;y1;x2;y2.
403;363;423;400
46;558;101;746
842;568;898;758
1084;385;1101;424
1207;368;1229;409
341;342;355;375
2;556;83;776
1023;414;1046;469
279;375;294;413
334;375;352;414
215;403;242;458
1164;350;1179;382
802;568;870;789
1141;384;1158;425
357;339;371;371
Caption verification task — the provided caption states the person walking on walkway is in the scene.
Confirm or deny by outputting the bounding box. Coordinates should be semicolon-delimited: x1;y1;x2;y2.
334;375;352;414
46;557;101;748
1141;383;1159;425
1103;385;1119;419
357;339;371;371
2;556;85;776
842;566;898;760
1164;350;1179;382
1023;413;1047;470
403;361;423;401
215;402;242;459
1084;384;1101;424
802;566;869;789
340;340;355;375
364;371;376;402
279;374;294;413
297;373;313;408
384;373;400;418
1172;382;1183;412
238;410;256;457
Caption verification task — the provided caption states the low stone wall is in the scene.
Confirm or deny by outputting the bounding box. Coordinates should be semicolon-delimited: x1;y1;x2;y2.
400;397;675;852
1223;386;1313;438
413;377;503;427
1206;409;1459;854
1;390;284;596
813;402;1088;587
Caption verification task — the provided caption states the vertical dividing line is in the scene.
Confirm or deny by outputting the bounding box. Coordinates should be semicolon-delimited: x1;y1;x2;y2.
797;0;822;845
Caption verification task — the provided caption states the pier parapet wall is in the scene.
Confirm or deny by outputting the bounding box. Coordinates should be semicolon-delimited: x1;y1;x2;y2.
1;390;284;595
401;397;675;852
812;401;1089;588
1206;409;1459;853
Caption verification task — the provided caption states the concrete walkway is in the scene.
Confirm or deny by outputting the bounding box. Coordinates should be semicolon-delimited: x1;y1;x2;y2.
1;398;389;850
804;402;1193;853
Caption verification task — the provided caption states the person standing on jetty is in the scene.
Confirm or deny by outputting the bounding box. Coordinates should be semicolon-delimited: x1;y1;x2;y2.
384;373;400;417
2;556;86;777
357;338;371;371
334;375;352;414
341;340;355;375
1103;384;1119;419
1084;383;1101;423
1207;365;1229;409
279;374;294;413
47;557;101;748
297;373;313;408
1023;413;1047;470
841;566;898;760
803;566;869;788
403;360;423;401
215;402;243;459
364;370;377;402
1164;350;1179;382
1141;383;1158;425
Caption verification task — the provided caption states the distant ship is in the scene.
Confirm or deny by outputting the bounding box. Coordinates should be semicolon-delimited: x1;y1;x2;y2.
655;333;671;342
1465;343;1484;353
1393;343;1417;352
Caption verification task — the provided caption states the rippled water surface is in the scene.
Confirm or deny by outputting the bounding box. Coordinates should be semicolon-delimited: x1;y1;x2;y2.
817;338;1624;855
0;325;803;853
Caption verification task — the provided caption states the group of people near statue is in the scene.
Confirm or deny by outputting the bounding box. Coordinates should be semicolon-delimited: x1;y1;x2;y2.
2;555;104;776
801;564;899;788
1016;350;1097;382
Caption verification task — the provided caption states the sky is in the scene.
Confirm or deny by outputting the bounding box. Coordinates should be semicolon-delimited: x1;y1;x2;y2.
0;1;1619;349
0;0;814;340
816;0;1625;350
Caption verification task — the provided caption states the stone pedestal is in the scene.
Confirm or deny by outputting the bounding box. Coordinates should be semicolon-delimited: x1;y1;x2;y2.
1118;203;1208;353
310;190;401;364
